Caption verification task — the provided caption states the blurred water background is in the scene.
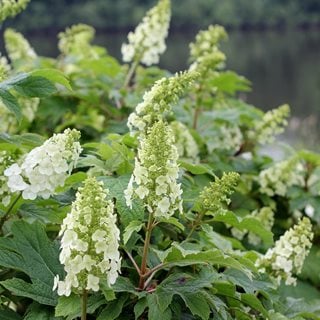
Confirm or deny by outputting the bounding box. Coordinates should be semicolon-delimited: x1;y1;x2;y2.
1;0;319;150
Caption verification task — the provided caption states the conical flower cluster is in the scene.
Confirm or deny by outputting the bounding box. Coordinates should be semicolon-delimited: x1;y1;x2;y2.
199;172;239;214
4;29;37;69
54;177;121;296
125;120;182;219
0;54;10;82
189;25;227;62
121;0;171;66
0;0;30;23
127;71;197;134
249;104;290;144
58;24;96;57
5;128;82;200
256;217;313;286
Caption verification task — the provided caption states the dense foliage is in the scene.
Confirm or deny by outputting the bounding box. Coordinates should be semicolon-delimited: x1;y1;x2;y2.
1;0;320;319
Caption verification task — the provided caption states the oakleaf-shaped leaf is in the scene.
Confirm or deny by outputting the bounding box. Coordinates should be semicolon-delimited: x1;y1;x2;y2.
0;221;64;305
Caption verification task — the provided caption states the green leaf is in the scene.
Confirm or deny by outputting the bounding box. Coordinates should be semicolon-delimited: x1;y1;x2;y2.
147;291;173;320
224;269;275;294
0;132;45;148
214;211;273;246
0;221;64;306
1;278;57;306
31;69;72;91
55;294;105;320
123;220;144;244
0;309;22;320
181;292;210;320
200;225;233;252
99;175;144;227
134;298;147;320
13;76;56;97
112;276;139;296
24;302;61;320
158;217;185;231
156;271;216;320
97;294;127;320
179;161;214;176
210;71;251;95
300;246;320;286
19;202;67;224
79;56;121;77
0;88;21;121
162;244;252;277
55;172;87;193
240;293;268;317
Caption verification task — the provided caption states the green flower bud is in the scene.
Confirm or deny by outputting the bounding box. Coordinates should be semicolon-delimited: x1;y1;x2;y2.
200;172;240;213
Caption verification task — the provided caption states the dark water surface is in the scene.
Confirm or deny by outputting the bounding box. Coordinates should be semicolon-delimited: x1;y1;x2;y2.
3;29;320;150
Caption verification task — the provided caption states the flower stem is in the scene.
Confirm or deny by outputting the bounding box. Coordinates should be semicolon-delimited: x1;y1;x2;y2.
0;192;22;233
139;213;154;290
81;289;88;320
186;211;204;240
124;59;139;89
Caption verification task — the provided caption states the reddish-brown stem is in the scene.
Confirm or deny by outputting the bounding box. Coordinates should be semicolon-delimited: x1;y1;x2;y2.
138;213;154;290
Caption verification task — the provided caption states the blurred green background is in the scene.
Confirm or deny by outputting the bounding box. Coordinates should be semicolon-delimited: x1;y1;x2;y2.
1;0;320;149
5;0;320;31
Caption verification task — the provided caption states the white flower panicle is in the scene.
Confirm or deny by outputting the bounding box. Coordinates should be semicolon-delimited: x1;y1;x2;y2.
170;121;199;162
125;120;183;219
206;124;243;153
4;29;37;69
0;150;21;207
189;51;226;74
53;177;121;296
58;24;98;57
259;157;304;196
0;0;30;23
127;71;197;134
121;0;171;66
0;54;11;82
189;25;227;62
249;104;290;144
4;128;82;200
256;217;313;286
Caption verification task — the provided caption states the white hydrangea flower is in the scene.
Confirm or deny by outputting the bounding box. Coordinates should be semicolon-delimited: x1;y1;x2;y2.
4;128;82;200
259;157;304;197
127;71;197;135
206;124;243;153
170;121;199;162
0;150;22;206
125;120;183;219
256;217;313;286
54;177;121;296
121;0;171;66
